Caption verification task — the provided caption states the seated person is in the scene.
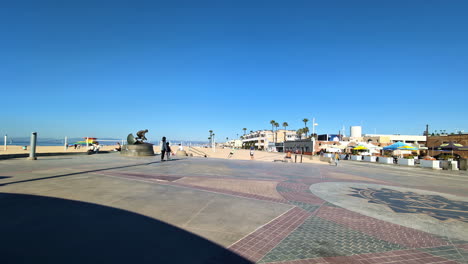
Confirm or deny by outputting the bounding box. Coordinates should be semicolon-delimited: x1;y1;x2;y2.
87;142;101;154
114;142;122;151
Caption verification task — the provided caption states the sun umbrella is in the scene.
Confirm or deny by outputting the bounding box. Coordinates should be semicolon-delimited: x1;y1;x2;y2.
383;142;418;151
353;145;368;150
433;142;468;156
326;147;342;153
435;142;467;151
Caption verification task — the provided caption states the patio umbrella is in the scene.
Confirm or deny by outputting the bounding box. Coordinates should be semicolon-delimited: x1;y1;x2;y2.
383;142;418;151
433;142;468;156
353;145;368;150
326;147;342;153
435;142;468;151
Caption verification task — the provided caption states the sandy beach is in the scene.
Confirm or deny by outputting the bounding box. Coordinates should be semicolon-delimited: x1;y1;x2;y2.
1;144;322;164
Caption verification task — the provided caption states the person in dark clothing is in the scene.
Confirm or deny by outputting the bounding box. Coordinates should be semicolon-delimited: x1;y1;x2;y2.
160;137;167;161
166;142;172;160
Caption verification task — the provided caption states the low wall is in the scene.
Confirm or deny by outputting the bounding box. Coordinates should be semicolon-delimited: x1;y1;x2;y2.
420;160;441;170
379;157;393;164
398;158;414;166
363;156;376;162
460;159;467;170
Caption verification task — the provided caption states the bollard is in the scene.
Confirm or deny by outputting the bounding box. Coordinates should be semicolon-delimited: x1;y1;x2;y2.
294;154;297;163
300;154;303;163
28;132;37;160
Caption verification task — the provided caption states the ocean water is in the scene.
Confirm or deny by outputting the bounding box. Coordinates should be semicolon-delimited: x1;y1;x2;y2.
4;138;121;147
5;139;206;147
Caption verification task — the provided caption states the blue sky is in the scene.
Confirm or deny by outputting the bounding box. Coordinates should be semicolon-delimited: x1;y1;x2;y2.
1;0;467;142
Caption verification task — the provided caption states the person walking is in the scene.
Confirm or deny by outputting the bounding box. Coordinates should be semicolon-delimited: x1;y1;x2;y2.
166;142;173;160
228;147;235;158
334;152;340;166
160;137;167;161
250;146;255;160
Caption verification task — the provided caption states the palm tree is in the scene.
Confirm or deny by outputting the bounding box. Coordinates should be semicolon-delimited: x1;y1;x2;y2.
296;128;303;140
303;127;310;138
302;118;309;137
242;128;247;135
270;120;276;143
274;122;279;143
282;122;288;142
209;130;213;147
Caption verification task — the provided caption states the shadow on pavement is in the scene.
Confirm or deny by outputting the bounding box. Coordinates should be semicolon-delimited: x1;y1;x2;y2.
0;193;253;264
0;161;161;187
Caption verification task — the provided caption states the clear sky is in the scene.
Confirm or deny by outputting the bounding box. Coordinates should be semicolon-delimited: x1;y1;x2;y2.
1;0;467;142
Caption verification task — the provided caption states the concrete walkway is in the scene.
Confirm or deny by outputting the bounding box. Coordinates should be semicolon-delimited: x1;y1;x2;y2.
0;153;467;263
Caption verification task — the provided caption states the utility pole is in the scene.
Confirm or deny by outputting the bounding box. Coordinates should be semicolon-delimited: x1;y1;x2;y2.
425;124;429;149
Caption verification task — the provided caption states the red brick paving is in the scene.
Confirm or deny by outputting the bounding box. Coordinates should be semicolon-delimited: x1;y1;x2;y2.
278;182;313;192
263;249;461;264
229;207;312;262
277;182;325;205
316;207;449;248
279;191;325;205
171;181;288;203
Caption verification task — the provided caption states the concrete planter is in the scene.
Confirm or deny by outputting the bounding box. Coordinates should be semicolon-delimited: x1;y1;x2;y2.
339;154;347;160
440;160;459;170
420;160;441;170
398;158;414;166
323;153;333;158
363;156;377;162
351;155;362;161
379;157;394;164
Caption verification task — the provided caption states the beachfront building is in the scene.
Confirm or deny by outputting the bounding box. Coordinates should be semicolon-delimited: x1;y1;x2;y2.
225;139;243;148
426;133;468;158
343;134;426;146
242;130;298;150
284;139;314;154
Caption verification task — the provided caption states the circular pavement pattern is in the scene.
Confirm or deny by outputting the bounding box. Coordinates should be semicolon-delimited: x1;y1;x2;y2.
310;182;468;241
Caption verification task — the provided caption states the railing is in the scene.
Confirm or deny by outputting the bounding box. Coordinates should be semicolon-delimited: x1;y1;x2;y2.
188;147;209;157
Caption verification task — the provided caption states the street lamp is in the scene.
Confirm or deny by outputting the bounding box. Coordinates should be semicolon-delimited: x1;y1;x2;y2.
212;133;215;152
311;118;318;155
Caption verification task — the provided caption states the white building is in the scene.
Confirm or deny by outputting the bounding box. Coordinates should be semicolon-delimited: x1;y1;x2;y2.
242;130;299;150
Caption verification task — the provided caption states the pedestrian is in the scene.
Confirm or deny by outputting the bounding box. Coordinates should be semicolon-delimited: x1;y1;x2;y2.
334;152;340;166
166;142;172;160
228;147;235;158
160;137;167;161
250;146;255;160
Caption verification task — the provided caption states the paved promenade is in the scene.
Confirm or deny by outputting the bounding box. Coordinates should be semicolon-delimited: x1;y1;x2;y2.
0;153;467;263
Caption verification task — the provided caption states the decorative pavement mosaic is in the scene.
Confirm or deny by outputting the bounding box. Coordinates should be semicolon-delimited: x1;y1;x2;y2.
88;159;468;263
1;156;467;263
